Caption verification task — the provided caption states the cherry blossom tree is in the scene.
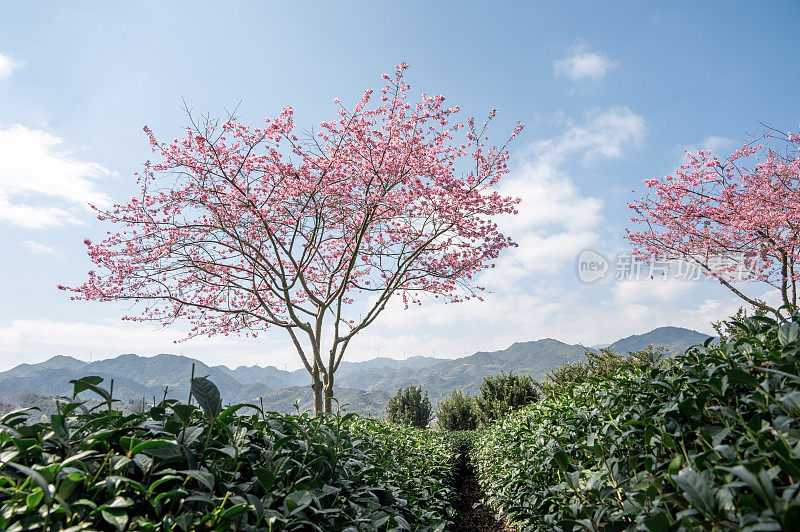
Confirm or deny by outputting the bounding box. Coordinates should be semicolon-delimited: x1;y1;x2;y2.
627;129;800;315
61;64;523;414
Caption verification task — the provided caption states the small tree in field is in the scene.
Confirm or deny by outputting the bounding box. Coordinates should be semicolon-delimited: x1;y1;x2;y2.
475;372;537;427
436;388;477;431
60;64;522;414
386;385;431;429
627;129;800;315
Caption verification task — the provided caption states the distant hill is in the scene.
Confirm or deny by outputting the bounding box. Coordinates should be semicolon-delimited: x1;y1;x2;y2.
415;338;588;399
212;363;306;390
0;353;273;406
0;326;712;416
339;328;712;402
605;326;711;355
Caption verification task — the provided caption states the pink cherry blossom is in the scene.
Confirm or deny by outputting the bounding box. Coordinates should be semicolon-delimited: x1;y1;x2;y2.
61;64;523;414
627;129;800;315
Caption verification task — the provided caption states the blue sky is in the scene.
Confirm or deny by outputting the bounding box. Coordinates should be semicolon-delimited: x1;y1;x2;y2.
1;2;798;371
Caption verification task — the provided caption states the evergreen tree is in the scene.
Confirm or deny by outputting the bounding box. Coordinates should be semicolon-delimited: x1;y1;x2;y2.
386;385;432;429
436;389;478;431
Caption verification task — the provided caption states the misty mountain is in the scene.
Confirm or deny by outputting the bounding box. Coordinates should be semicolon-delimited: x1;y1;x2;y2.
0;326;711;416
337;326;710;401
605;326;711;355
418;338;590;399
212;364;307;390
0;353;274;405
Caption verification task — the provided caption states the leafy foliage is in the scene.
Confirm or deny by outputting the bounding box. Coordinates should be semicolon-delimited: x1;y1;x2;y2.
537;359;590;397
474;372;537;427
386;385;432;429
712;303;768;342
190;376;222;418
436;389;478;432
472;310;800;530
538;345;668;397
0;377;456;531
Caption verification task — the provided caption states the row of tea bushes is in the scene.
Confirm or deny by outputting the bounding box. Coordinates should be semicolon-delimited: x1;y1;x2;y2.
472;312;800;530
0;377;457;531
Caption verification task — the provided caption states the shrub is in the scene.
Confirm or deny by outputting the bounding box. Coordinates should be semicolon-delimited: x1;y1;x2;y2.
0;376;456;531
474;371;537;427
472;310;800;530
538;344;668;397
436;389;478;431
538;359;591;397
712;303;768;341
386;385;432;429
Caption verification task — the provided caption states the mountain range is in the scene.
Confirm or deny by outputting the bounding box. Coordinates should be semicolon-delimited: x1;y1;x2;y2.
0;326;711;417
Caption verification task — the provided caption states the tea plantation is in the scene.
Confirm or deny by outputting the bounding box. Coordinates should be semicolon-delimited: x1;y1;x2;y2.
3;312;800;530
0;383;457;531
472;312;800;530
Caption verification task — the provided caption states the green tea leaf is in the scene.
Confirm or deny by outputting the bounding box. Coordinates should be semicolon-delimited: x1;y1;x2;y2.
130;439;183;459
180;469;214;491
254;467;275;491
190;377;222;418
674;469;716;516
778;322;800;346
69;376;110;401
643;511;671;532
4;461;51;504
286;490;314;515
723;465;775;508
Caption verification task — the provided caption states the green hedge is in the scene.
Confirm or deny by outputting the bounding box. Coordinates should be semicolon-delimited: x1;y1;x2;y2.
436;389;478;432
472;312;800;530
386;385;432;429
474;372;537;427
0;377;456;531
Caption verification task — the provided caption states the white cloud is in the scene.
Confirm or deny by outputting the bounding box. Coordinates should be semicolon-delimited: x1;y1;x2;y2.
613;278;696;305
578;288;784;347
22;240;57;255
0;125;115;228
375;290;565;331
681;135;736;158
0;194;79;228
699;136;736;153
534;107;646;166
554;44;617;82
0;53;20;80
498;167;602;234
346;287;576;364
488;107;645;282
670;135;739;169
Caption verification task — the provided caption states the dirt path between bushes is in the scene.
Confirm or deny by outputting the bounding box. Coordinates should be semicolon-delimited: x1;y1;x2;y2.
448;454;514;532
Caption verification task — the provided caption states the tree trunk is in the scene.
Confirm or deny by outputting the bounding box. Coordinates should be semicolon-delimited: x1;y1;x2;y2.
311;374;323;416
324;373;334;413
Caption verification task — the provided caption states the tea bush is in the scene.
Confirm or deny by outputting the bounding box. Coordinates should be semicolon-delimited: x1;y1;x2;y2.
474;372;537;427
0;377;456;531
539;345;668;398
436;390;478;432
473;311;800;530
712;303;769;342
386;385;432;429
